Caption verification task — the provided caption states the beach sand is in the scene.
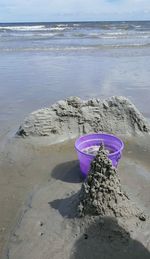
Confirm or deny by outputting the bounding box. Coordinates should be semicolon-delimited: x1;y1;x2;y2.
0;96;149;258
0;137;78;257
0;134;150;258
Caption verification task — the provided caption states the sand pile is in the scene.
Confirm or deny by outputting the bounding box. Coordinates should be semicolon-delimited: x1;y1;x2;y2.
17;96;150;142
78;145;142;219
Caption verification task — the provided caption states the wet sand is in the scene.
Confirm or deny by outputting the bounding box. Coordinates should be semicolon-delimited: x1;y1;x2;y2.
0;134;150;258
0;136;79;257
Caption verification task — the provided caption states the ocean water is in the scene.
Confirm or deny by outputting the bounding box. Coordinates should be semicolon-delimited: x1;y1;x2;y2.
0;21;150;136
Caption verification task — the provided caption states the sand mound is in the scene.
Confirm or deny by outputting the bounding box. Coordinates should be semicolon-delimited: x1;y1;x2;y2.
78;145;142;219
17;96;150;142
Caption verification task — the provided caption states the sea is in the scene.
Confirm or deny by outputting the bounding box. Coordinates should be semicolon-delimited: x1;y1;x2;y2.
0;21;150;136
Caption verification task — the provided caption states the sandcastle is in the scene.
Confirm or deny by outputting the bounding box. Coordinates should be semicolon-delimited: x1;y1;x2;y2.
17;96;150;142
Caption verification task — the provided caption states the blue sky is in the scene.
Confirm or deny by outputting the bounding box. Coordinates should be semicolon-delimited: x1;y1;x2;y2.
0;0;150;22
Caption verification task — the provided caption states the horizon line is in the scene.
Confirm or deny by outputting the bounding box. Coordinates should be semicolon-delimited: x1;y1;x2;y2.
0;19;150;24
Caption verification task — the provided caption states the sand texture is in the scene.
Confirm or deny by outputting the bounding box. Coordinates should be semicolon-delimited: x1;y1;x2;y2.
78;145;140;218
1;96;150;259
17;96;150;142
5;138;150;259
6;173;150;259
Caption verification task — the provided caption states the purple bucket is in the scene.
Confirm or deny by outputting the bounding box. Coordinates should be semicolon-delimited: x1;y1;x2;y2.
75;133;124;178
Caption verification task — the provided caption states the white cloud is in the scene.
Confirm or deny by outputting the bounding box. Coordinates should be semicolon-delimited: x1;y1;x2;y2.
0;0;150;22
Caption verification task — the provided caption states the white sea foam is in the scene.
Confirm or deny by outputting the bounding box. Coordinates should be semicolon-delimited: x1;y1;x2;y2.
0;25;67;32
49;27;67;31
0;25;46;31
1;43;150;53
73;23;80;27
57;24;68;27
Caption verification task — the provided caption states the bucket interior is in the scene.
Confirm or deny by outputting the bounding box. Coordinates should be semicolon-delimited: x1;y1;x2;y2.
76;135;123;157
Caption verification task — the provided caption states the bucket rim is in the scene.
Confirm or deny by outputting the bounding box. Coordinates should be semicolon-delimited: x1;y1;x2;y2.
74;132;124;158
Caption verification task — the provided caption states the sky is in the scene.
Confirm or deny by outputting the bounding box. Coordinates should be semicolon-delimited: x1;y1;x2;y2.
0;0;150;23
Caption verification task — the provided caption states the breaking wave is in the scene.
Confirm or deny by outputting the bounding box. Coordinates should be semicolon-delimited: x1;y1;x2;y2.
0;21;150;52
